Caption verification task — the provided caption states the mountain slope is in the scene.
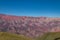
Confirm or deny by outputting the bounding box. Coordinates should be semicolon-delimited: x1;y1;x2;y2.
36;32;60;40
0;14;60;38
0;32;32;40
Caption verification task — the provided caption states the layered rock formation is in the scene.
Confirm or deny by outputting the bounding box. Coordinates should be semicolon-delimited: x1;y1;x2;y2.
0;14;60;38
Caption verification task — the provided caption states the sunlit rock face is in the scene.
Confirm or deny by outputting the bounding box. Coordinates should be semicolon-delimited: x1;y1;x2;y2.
0;14;60;38
50;27;60;32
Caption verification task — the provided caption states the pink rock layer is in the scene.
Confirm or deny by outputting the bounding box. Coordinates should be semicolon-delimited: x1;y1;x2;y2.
0;14;60;38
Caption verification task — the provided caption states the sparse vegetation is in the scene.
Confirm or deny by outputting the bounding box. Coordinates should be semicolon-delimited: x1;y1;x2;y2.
36;32;60;40
0;32;33;40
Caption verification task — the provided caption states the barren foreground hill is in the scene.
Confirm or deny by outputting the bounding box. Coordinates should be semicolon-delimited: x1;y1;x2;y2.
0;14;60;38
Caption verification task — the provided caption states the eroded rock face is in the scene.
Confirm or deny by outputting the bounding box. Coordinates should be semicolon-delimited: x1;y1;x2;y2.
50;27;60;32
0;14;60;38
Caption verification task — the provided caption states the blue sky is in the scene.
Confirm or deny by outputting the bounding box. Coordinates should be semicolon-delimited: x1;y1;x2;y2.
0;0;60;17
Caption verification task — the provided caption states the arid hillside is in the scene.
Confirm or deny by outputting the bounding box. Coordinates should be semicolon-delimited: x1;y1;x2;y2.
0;14;60;38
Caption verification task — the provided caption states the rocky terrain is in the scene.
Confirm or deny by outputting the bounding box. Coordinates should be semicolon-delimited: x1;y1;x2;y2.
0;14;60;38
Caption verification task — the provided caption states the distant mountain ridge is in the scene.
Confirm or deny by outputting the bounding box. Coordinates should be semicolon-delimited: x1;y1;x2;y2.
0;14;60;38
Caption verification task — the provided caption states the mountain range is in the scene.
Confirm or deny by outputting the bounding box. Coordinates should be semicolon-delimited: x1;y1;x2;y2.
0;14;60;38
